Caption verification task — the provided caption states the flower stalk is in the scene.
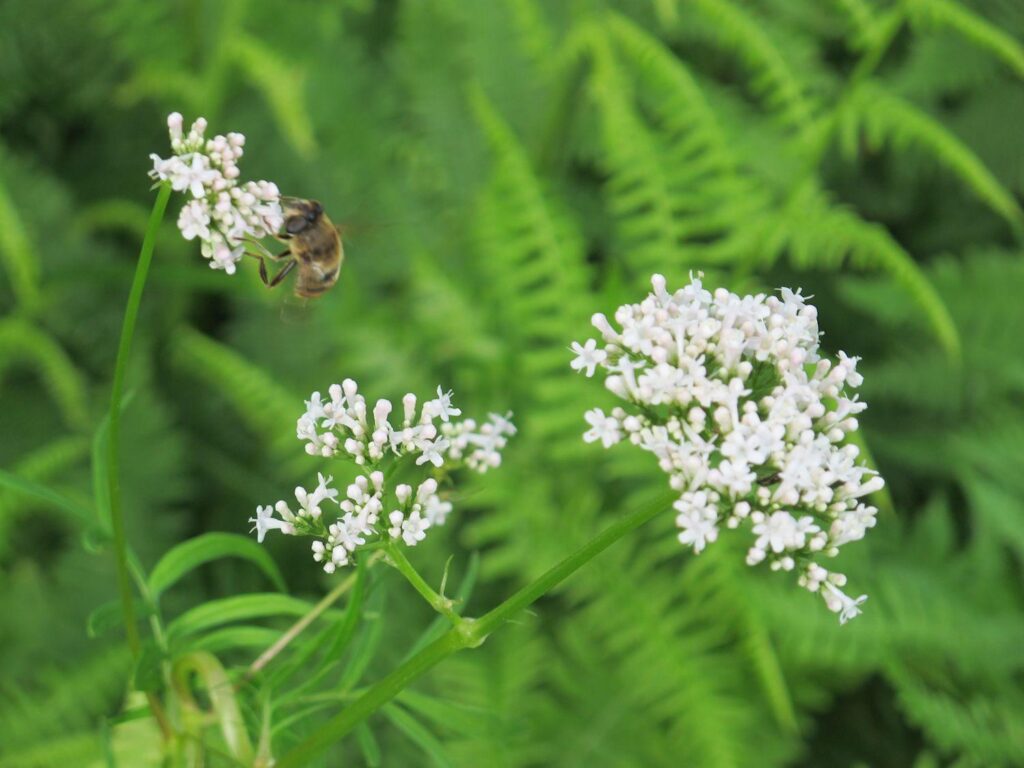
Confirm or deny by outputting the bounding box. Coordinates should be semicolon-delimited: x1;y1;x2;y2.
277;492;673;767
385;543;462;625
107;183;172;658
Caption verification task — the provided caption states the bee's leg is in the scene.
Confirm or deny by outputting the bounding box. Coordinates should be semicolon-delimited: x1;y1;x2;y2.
261;257;297;288
269;247;291;261
247;239;290;261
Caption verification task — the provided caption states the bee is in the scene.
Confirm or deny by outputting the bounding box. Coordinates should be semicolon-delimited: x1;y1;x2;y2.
255;198;344;298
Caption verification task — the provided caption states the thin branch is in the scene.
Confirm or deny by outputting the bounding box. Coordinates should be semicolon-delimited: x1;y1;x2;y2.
244;552;382;681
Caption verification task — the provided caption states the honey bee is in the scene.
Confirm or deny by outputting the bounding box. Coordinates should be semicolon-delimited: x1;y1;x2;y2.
255;198;344;298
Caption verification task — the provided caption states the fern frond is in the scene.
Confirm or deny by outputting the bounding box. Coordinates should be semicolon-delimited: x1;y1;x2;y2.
507;0;557;70
562;526;799;767
0;318;89;429
0;435;89;557
169;326;300;467
840;81;1024;236
889;666;1024;767
604;12;769;267
0;152;41;313
716;180;961;359
585;26;693;281
678;0;815;128
427;625;552;767
469;82;594;457
229;33;316;158
905;0;1024;80
828;0;882;47
0;645;131;755
606;12;737;179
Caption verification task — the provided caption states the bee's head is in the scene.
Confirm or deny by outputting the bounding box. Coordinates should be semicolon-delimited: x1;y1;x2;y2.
284;199;324;235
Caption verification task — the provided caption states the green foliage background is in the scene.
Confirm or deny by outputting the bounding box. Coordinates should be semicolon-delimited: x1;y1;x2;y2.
1;0;1023;765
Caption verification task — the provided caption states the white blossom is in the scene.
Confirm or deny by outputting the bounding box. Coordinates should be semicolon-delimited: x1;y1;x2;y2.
424;386;462;422
149;112;284;275
416;437;450;467
177;199;211;240
674;491;719;553
583;408;622;448
389;509;430;547
255;379;512;571
249;505;294;544
572;273;884;623
821;582;868;624
570;339;607;377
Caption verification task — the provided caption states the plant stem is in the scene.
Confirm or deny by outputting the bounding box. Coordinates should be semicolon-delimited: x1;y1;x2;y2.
277;493;672;767
386;543;461;625
107;183;171;659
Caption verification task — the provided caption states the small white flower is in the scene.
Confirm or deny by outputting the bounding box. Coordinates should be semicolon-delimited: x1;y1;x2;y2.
209;242;245;274
570;339;607;377
753;511;813;553
249;505;294;544
401;511;430;546
423;494;453;526
416;436;450;467
583;408;621;448
426;386;461;422
822;583;867;624
173;153;219;198
294;473;339;518
388;510;430;547
674;492;719;553
177;199;211;241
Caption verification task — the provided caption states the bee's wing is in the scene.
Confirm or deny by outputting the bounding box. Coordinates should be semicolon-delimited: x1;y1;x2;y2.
278;293;315;326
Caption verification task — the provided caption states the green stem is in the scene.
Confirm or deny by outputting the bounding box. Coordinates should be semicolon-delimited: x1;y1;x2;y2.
107;184;171;658
386;543;461;625
277;493;672;767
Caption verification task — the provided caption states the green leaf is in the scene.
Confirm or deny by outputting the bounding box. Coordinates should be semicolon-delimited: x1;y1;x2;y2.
131;640;165;693
166;594;321;644
172;652;254;763
148;532;287;601
336;587;387;692
0;468;94;526
271;558;369;692
87;599;155;639
396;690;491;736
181;625;283;655
356;723;382;767
382;704;454;768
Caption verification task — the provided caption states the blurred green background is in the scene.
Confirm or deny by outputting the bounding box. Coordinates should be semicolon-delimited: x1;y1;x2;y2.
2;0;1023;766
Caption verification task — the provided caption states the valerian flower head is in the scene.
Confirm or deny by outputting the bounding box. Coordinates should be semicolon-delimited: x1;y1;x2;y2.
252;379;514;572
571;273;882;623
149;112;284;275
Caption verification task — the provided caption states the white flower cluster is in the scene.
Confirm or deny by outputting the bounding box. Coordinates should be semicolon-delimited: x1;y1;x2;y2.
149;112;284;274
296;379;516;472
571;273;883;624
251;380;513;572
